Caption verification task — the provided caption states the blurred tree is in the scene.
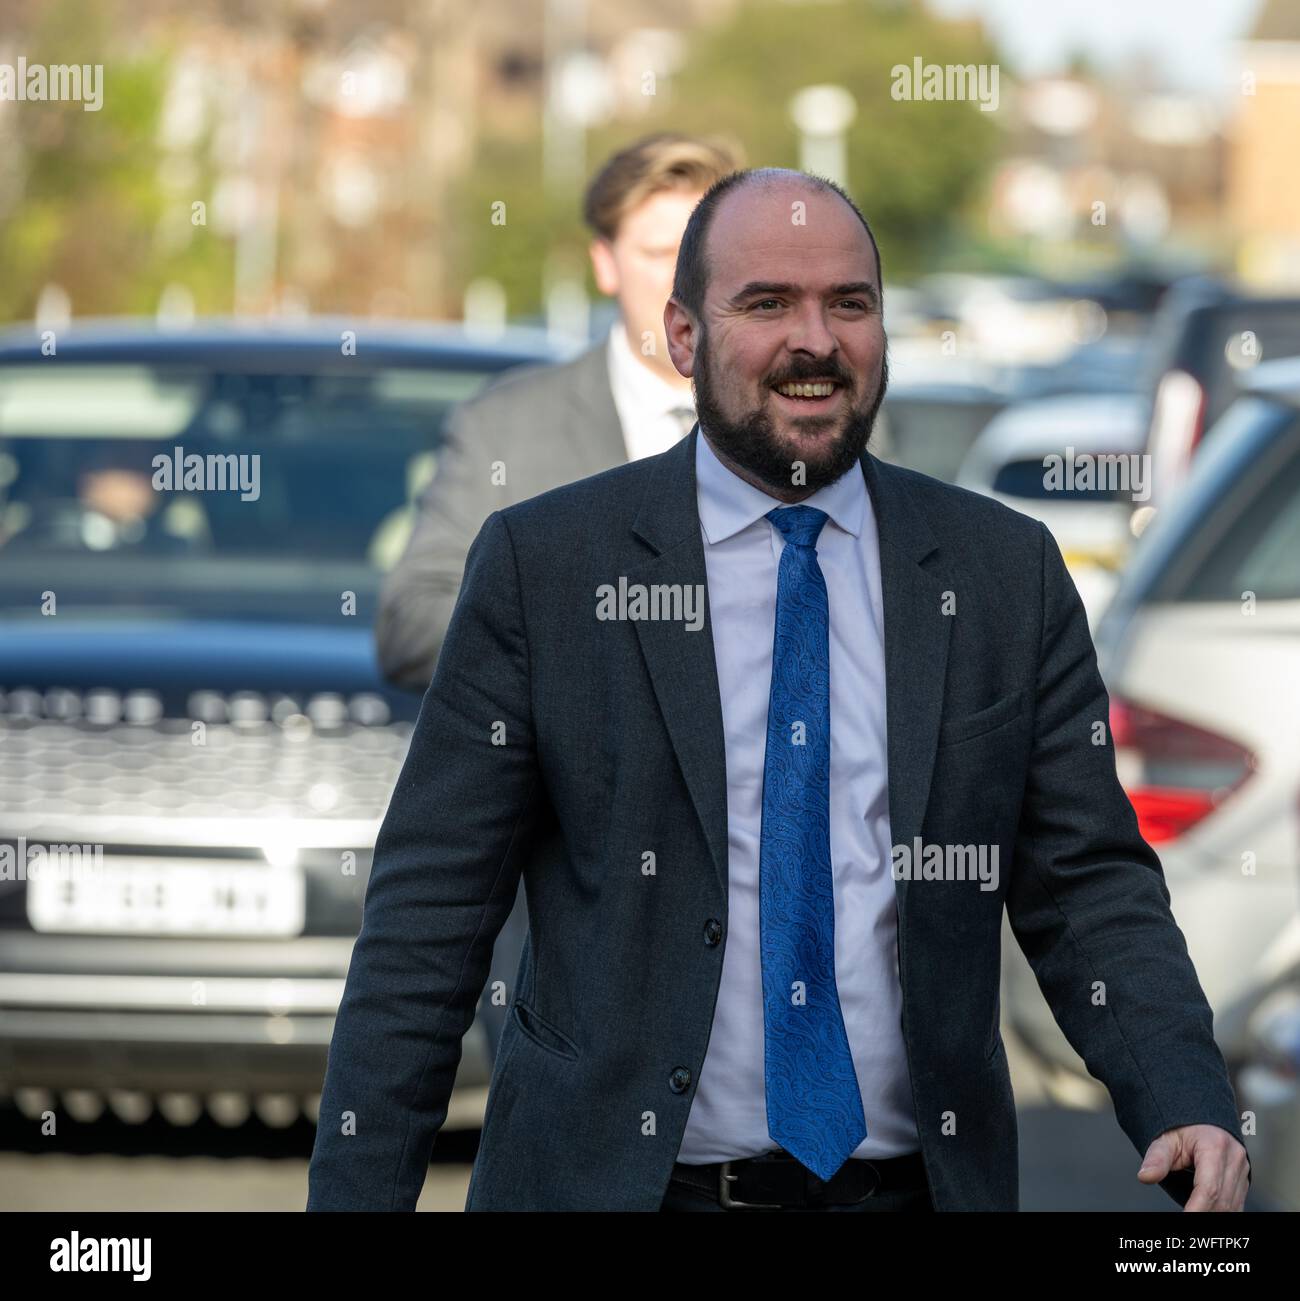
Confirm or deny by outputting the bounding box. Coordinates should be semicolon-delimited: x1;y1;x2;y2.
449;0;1003;317
0;0;1003;324
0;0;233;322
448;136;570;325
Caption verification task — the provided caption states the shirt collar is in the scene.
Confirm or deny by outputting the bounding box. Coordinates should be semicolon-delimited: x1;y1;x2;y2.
607;321;695;418
696;425;866;545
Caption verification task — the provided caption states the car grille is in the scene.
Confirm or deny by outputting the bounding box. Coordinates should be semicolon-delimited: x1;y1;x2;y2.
0;717;414;847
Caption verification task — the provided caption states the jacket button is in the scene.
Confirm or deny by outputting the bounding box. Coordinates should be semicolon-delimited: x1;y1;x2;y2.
703;918;722;946
670;1067;692;1093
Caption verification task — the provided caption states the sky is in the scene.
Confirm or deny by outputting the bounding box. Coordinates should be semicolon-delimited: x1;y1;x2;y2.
927;0;1266;96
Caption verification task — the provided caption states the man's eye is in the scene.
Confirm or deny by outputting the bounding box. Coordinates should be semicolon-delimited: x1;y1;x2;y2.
837;299;867;311
752;299;781;311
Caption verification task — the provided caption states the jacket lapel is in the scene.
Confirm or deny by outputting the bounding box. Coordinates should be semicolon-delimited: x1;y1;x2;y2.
628;429;730;898
627;432;952;912
860;452;951;920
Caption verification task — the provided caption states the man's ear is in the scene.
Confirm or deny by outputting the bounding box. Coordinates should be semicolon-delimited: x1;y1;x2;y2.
663;298;696;379
589;239;619;297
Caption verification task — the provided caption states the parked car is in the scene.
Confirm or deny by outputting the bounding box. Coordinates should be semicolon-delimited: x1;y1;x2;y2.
0;317;560;1129
878;380;1009;481
882;335;1148;483
1002;356;1300;1103
1139;278;1300;511
1232;934;1300;1211
955;391;1146;627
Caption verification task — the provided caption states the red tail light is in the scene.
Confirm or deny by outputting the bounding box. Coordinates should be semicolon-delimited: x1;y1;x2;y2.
1109;697;1255;843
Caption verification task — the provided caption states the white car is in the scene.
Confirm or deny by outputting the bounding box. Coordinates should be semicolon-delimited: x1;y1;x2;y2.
956;393;1147;627
1002;359;1300;1108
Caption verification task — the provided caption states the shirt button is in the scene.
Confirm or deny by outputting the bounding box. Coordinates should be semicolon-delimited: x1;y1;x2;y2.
703;918;723;946
669;1067;692;1093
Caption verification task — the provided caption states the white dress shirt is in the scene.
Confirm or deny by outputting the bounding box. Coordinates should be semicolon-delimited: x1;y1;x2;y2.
606;322;696;460
677;430;921;1163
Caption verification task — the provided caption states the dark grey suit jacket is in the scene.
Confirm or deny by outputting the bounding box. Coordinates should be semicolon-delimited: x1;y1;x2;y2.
373;337;629;1063
309;428;1245;1211
375;339;626;692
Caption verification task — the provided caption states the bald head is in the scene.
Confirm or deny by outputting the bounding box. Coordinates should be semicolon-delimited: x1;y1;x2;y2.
671;167;882;320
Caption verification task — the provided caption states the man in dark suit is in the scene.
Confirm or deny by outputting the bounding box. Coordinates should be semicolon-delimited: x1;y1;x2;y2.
374;134;740;1061
309;168;1250;1212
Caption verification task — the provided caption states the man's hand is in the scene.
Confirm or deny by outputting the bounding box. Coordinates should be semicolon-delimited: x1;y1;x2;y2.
1137;1125;1250;1211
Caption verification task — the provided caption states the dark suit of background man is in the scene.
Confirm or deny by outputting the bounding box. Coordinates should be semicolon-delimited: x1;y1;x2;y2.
311;167;1251;1212
374;135;741;1063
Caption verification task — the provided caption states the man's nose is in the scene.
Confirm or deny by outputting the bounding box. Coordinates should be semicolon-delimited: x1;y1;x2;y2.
784;302;838;359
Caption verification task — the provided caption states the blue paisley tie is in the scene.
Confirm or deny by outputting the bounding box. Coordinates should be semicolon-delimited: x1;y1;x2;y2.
760;505;867;1181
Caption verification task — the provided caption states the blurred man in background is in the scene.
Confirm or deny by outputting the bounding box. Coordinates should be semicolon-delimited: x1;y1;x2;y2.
375;132;742;1059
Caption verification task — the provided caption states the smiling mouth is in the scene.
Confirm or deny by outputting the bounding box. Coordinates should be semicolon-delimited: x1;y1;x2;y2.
770;379;844;406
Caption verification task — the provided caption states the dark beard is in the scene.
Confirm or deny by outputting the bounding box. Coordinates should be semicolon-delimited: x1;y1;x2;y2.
692;326;888;496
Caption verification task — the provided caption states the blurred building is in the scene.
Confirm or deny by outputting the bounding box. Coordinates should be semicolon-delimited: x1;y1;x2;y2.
986;68;1224;268
1227;0;1300;289
144;0;735;320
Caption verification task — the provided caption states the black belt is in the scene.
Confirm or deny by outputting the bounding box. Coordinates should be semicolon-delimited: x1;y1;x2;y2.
670;1148;928;1209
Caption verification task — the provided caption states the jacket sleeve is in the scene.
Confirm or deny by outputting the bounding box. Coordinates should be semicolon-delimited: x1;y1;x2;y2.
308;510;541;1210
375;398;502;694
1005;520;1248;1206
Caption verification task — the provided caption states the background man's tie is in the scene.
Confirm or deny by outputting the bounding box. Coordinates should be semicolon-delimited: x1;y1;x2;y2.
759;505;868;1181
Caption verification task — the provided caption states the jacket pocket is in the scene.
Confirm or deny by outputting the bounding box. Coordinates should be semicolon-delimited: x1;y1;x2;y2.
512;997;580;1061
938;689;1027;748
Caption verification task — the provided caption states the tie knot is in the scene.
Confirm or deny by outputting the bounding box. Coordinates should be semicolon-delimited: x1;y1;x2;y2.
766;505;828;549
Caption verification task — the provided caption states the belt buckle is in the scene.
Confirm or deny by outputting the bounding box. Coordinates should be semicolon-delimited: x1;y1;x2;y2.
718;1160;784;1210
848;1159;882;1202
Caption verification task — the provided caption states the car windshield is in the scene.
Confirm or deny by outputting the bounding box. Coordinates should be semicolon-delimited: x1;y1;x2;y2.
1176;412;1300;602
1105;397;1300;618
0;360;505;623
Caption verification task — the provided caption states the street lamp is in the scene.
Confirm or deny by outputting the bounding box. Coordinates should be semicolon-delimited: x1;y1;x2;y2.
789;84;858;186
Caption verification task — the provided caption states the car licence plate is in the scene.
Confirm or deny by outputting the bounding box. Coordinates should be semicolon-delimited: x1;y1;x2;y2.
26;857;305;937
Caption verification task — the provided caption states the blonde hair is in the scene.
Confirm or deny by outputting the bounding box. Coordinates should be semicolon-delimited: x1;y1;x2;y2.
583;133;744;242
